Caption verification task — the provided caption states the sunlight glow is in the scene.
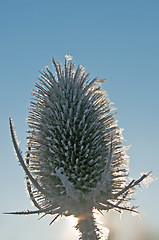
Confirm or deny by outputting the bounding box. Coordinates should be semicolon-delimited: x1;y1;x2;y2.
68;215;78;227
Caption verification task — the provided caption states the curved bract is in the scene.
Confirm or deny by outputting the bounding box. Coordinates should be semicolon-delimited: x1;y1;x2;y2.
7;56;154;240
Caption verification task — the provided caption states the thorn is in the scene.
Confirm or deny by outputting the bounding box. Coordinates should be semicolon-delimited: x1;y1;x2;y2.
38;213;47;221
49;214;60;225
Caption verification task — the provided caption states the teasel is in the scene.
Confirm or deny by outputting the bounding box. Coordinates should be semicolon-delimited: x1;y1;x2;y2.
7;56;155;240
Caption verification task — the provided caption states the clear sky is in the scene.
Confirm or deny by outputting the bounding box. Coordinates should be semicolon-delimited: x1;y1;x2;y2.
0;0;159;239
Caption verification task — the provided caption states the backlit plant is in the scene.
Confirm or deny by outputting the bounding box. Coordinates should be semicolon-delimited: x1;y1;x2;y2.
7;56;155;240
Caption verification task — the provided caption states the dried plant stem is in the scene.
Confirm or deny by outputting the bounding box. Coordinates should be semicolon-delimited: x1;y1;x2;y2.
76;210;99;240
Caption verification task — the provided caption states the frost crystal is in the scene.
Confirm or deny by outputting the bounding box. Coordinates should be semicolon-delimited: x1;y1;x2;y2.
7;56;155;240
141;172;157;188
65;54;73;61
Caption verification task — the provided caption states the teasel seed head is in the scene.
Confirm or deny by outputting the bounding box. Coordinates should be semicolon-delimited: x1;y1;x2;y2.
7;55;156;240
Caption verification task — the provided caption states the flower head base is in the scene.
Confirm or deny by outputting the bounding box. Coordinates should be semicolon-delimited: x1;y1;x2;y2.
7;56;155;240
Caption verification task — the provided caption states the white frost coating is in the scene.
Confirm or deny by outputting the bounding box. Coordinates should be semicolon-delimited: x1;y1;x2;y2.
100;225;109;240
74;116;77;123
50;171;55;176
110;106;117;111
66;119;70;128
46;136;52;141
142;172;157;187
55;167;79;200
80;145;84;150
64;152;68;157
122;145;131;153
64;145;68;150
65;54;73;61
49;148;54;154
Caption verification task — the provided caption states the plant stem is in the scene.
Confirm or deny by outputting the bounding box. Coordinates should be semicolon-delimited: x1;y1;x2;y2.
76;210;100;240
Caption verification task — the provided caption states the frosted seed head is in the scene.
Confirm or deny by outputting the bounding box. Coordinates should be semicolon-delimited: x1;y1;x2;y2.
9;56;155;237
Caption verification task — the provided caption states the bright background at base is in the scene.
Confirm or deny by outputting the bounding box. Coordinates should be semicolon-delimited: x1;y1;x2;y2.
0;0;159;239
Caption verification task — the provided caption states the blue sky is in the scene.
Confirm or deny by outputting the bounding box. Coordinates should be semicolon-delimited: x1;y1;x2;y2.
0;0;159;239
